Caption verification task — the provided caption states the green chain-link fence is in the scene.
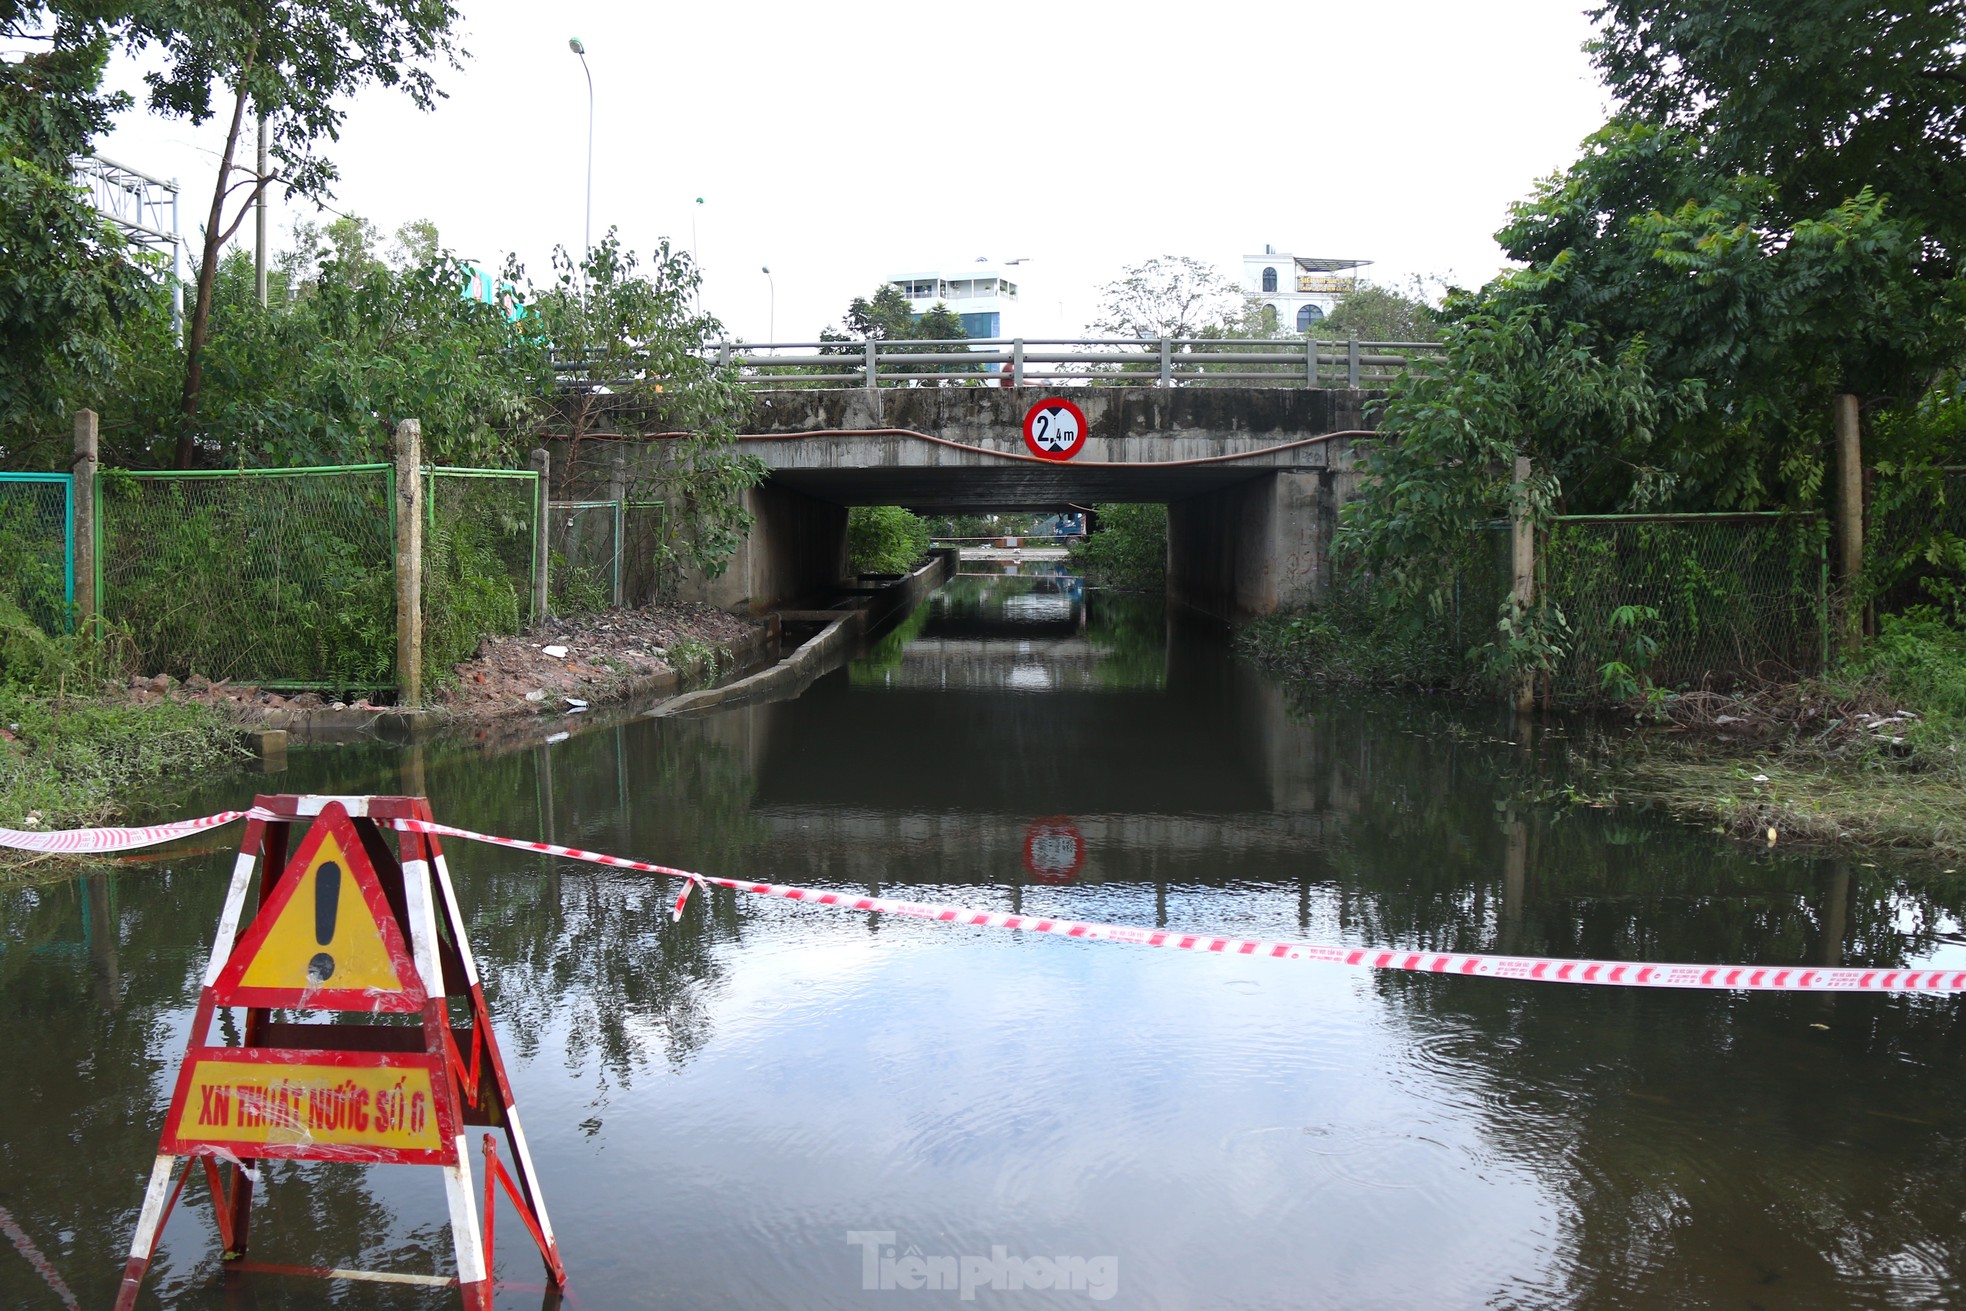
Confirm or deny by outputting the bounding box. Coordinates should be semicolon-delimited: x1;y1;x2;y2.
99;466;397;688
424;468;538;675
0;474;74;633
1543;512;1827;694
1865;466;1966;617
548;500;620;616
621;500;668;606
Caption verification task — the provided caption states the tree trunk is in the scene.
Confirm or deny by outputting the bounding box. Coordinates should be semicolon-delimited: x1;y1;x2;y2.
173;70;255;469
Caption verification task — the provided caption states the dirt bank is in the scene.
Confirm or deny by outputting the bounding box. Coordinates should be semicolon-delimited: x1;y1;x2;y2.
119;602;767;733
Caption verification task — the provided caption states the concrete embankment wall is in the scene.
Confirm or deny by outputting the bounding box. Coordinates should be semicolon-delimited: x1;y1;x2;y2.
652;548;956;717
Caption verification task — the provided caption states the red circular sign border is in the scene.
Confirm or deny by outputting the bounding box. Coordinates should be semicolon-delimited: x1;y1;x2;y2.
1022;397;1090;462
1022;816;1087;884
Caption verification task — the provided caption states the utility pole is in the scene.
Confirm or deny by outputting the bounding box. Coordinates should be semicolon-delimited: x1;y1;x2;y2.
254;116;268;307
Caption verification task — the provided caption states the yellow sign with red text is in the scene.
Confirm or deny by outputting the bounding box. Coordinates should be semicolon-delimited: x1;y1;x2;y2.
162;1051;454;1163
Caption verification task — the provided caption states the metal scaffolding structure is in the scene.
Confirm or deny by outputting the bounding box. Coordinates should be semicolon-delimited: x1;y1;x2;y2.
71;154;184;333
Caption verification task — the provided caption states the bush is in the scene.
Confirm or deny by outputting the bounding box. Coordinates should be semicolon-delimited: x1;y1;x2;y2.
847;506;930;575
1069;504;1166;589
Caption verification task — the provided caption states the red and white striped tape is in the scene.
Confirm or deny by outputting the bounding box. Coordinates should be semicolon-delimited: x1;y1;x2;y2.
388;817;1966;995
6;807;1959;994
0;809;248;855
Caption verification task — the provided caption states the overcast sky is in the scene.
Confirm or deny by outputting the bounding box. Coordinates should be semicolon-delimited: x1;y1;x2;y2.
88;0;1615;343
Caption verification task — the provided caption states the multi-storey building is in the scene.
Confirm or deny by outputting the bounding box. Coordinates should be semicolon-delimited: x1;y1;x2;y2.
889;258;1023;342
1241;247;1371;333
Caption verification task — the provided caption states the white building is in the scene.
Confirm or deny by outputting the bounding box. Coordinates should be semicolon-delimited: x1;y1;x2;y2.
1241;246;1371;334
889;257;1024;342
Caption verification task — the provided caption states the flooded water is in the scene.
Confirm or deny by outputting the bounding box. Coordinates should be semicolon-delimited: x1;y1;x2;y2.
7;572;1966;1308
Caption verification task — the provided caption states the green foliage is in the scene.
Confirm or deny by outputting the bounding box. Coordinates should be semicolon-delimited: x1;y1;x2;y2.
422;476;530;681
106;0;468;462
98;468;396;689
817;284;977;380
539;232;765;595
1069;503;1166;589
1489;122;1956;508
1236;591;1471;691
1596;603;1662;702
1588;0;1966;271
0;13;158;465
665;635;726;686
1335;305;1697;683
151;246;536;468
1311;278;1442;343
1860;609;1966;729
846;505;929;576
0;683;240;833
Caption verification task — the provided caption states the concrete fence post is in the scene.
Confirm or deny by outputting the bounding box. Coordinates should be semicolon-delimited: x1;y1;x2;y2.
863;339;878;390
394;418;423;706
1012;339;1026;387
1158;338;1172;387
607;444;627;609
1346;334;1361;389
71;408;98;631
1833;392;1863;653
1510;454;1536;714
530;447;551;624
717;342;732;370
1305;337;1318;388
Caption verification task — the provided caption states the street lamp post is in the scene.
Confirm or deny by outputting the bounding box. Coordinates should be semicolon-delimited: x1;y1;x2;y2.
569;37;594;286
761;265;775;344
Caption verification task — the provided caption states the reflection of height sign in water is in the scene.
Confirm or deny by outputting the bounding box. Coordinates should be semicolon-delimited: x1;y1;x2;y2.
116;796;567;1311
1022;397;1089;461
1023;817;1086;883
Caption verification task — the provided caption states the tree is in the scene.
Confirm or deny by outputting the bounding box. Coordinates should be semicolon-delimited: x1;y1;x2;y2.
846;505;929;575
1088;257;1254;338
1311;279;1442;343
819;283;973;378
531;231;765;591
109;0;465;467
0;6;158;466
1588;0;1966;268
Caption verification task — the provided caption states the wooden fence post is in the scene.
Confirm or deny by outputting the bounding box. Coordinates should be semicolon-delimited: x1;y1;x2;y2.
72;409;98;631
1510;454;1536;713
394;419;423;706
1833;392;1863;654
530;447;551;624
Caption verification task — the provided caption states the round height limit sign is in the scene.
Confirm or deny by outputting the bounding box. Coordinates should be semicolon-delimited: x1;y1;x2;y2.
1022;397;1089;461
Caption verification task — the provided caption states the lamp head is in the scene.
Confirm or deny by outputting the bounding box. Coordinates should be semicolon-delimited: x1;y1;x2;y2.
761;265;771;275
568;36;586;55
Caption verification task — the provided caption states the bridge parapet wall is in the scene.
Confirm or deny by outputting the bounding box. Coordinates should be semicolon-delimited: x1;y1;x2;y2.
747;386;1378;446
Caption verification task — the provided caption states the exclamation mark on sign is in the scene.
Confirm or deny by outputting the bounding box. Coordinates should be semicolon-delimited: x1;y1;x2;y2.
308;862;340;983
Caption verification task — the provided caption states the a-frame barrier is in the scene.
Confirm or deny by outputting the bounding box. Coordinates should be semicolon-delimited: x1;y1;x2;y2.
114;795;567;1309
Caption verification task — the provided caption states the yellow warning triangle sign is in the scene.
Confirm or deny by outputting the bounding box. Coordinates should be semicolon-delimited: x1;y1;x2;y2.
214;801;426;1012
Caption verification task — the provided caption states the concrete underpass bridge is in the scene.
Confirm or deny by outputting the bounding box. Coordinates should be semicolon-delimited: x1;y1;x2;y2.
556;383;1386;621
703;386;1385;622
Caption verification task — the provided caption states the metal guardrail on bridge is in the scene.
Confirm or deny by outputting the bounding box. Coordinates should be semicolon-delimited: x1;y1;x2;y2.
554;337;1441;392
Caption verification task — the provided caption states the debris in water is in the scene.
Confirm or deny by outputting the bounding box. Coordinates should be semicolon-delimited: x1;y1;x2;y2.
1766;826;1779;844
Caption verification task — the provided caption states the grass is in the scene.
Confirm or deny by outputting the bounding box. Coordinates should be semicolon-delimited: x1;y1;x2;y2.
1600;609;1966;857
0;598;244;875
